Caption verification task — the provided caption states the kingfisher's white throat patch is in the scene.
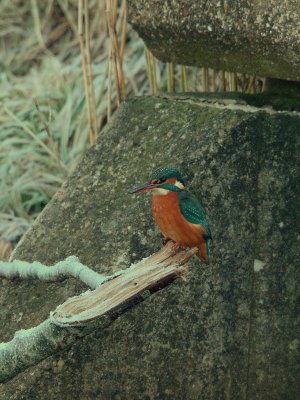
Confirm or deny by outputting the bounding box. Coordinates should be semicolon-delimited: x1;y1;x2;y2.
152;187;169;196
174;180;185;189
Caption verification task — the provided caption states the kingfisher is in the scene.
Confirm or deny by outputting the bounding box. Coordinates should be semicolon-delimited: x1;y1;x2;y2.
128;166;212;263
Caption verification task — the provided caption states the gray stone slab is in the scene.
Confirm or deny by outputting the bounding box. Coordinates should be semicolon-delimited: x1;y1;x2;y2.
0;95;299;399
127;0;300;81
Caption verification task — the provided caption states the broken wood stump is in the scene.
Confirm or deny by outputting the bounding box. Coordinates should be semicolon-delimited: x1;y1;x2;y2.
0;242;197;383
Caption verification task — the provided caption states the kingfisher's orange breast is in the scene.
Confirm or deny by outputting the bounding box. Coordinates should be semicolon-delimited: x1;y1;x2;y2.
151;191;205;247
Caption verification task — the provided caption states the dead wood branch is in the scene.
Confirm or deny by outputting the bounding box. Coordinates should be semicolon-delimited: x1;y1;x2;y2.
0;256;108;289
0;243;197;383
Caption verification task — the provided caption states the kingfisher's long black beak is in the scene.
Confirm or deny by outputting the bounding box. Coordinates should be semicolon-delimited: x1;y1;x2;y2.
128;181;161;194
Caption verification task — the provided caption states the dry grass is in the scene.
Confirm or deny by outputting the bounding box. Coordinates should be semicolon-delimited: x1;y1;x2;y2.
0;0;146;247
0;240;13;261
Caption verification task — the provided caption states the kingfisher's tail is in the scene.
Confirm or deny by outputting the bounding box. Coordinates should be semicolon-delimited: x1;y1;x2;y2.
197;237;212;264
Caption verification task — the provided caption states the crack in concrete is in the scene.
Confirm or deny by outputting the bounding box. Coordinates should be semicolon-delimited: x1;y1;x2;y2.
156;94;300;117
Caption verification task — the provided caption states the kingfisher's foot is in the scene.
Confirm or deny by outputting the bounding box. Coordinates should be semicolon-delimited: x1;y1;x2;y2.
171;242;193;255
172;242;180;249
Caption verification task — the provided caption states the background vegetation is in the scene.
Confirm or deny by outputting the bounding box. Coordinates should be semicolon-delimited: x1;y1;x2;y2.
0;0;263;260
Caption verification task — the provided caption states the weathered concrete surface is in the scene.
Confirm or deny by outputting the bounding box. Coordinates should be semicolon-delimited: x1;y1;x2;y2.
0;95;299;399
127;0;300;81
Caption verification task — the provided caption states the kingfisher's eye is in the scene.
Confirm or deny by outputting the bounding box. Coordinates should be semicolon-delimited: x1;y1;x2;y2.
151;178;164;184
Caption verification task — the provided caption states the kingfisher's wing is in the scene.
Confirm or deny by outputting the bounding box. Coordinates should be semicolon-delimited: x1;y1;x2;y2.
179;190;212;238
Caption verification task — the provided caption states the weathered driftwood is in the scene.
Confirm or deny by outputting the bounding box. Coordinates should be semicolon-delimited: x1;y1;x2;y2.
0;242;197;383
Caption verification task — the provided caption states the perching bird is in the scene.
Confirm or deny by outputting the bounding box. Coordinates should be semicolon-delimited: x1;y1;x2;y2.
128;166;212;263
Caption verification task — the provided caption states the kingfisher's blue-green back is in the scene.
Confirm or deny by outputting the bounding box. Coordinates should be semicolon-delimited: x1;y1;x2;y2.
179;190;212;255
179;190;211;236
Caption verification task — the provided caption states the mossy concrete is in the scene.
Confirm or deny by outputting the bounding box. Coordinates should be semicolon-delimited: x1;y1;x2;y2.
1;95;299;399
127;0;300;81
